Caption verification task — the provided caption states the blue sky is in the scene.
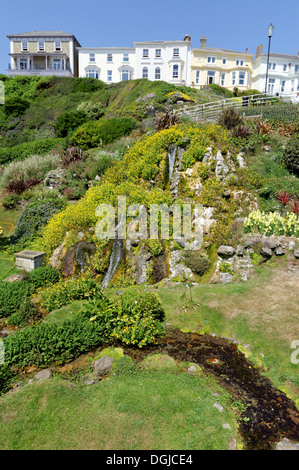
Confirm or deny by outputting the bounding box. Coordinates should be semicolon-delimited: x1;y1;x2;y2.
1;0;298;74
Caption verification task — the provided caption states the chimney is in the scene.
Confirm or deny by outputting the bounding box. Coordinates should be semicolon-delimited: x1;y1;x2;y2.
184;34;191;42
200;36;207;48
245;48;248;53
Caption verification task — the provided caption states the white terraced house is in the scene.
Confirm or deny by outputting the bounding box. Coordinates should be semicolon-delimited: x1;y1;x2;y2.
77;35;192;85
7;31;81;77
78;46;136;83
252;44;299;100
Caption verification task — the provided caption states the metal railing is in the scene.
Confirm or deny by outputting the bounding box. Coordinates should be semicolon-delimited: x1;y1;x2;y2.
176;93;279;121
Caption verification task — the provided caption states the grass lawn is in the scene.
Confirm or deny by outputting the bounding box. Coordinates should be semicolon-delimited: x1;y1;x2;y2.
0;208;22;280
0;371;239;450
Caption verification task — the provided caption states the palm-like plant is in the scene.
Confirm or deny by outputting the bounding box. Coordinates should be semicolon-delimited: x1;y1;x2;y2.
288;199;299;215
275;190;293;207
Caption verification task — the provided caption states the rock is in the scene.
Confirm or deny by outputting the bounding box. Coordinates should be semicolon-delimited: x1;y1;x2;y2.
75;241;96;271
61;247;76;277
222;190;231;199
217;245;235;258
3;273;27;282
213;402;224;412
228;436;238;450
288;241;296;251
222;423;231;430
236;153;246;168
92;355;114;376
263;237;281;250
275;438;299;450
260;246;272;258
43;169;65;189
219;273;233;284
294;249;299;259
275;246;285;256
235;245;244;257
34;369;52;380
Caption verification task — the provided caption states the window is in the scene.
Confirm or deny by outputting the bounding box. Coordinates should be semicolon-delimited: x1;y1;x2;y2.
236;59;244;66
155;67;161;80
173;48;179;57
142;67;148;79
283;64;287;72
222;58;227;65
295;65;299;74
121;69;131;81
268;78;275;94
195;70;200;85
232;71;236;86
280;80;286;93
86;69;98;79
269;63;276;70
55;41;61;52
221;72;226;86
107;53;113;62
238;71;246;85
107;70;112;82
53;59;62;71
155;49;161;58
207;70;215;84
172;64;179;79
291;80;295;92
143;49;149;58
207;56;216;64
123;53;129;62
19;59;28;70
38;41;45;51
89;53;95;63
22;41;28;51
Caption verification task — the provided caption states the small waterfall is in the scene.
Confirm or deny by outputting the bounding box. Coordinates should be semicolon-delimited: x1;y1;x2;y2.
168;145;177;181
102;239;122;288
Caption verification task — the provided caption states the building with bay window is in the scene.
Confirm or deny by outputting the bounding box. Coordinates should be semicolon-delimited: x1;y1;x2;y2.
190;36;253;92
7;31;81;77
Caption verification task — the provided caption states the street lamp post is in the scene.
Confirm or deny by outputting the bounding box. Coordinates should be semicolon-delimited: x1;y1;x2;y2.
265;23;274;95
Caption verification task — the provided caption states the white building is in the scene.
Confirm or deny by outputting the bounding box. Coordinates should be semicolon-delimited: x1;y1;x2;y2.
78;35;192;86
78;47;135;83
134;35;192;85
252;44;299;99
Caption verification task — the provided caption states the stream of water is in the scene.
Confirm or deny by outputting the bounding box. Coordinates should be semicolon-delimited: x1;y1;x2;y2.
123;328;299;450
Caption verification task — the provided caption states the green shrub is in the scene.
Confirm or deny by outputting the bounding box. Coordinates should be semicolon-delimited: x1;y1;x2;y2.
283;134;299;176
6;298;40;327
55;110;88;137
37;277;102;312
2;194;20;210
28;266;60;289
0;281;35;318
0;365;16;395
3;96;30;116
183;250;211;276
0;138;66;165
3;315;106;367
77;100;105;120
12;198;67;242
71;117;138;149
83;290;165;348
217;107;244;130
